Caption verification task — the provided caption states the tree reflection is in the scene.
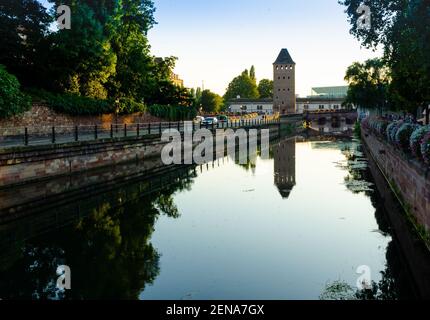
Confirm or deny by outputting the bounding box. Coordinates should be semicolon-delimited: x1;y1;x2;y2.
0;168;196;300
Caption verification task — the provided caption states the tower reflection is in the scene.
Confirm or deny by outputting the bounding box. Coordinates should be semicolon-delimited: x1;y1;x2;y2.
274;138;296;198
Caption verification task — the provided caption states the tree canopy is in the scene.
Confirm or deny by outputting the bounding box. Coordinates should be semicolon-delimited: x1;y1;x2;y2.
200;89;223;113
0;0;197;118
258;79;273;98
344;58;391;112
340;0;430;114
224;67;259;101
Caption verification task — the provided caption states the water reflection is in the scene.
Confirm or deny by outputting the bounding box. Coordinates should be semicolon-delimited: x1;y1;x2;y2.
0;135;428;299
309;121;354;135
274;138;296;198
0;168;196;299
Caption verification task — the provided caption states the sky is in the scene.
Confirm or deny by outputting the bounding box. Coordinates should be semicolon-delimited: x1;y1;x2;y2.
148;0;381;96
39;0;382;97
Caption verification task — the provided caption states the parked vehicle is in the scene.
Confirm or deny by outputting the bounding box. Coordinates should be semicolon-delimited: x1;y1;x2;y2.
201;117;219;126
194;116;205;123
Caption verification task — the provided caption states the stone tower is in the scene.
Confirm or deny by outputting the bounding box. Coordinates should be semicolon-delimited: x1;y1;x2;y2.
273;49;296;115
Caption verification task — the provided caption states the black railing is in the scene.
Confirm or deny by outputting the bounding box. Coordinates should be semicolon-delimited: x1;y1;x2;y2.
0;118;280;148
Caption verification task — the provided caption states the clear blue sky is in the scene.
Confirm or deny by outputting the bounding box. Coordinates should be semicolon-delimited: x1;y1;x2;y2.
40;0;381;96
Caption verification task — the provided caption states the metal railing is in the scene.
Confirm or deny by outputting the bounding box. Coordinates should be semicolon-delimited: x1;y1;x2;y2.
0;118;280;148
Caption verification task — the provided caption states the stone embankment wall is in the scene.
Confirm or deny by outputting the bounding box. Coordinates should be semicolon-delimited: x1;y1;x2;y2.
361;126;430;232
0;125;280;188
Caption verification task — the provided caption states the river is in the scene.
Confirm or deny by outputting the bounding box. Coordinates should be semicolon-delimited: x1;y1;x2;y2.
0;133;424;299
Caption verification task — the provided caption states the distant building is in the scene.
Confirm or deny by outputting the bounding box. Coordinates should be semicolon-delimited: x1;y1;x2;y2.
310;86;349;98
155;57;184;87
170;73;184;87
296;97;346;113
228;98;273;114
296;86;348;113
225;50;350;114
273;49;296;115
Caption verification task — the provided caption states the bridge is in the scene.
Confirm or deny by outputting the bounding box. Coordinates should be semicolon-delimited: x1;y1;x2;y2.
303;110;357;125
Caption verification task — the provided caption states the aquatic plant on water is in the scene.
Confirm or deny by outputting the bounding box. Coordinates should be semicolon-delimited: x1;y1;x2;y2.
410;126;430;159
395;123;419;153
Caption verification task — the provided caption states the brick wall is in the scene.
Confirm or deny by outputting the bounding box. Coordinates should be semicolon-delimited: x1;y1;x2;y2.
0;104;163;135
362;126;430;231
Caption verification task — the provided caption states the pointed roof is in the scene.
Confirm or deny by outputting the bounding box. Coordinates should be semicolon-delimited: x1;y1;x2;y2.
274;48;295;65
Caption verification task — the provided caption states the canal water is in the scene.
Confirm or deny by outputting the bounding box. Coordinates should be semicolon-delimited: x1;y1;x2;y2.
0;135;421;299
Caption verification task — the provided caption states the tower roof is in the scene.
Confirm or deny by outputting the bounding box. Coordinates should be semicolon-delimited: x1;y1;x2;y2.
274;48;295;65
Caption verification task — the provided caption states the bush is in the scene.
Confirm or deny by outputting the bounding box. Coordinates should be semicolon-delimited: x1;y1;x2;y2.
0;65;31;118
395;123;418;153
420;132;430;165
47;93;114;116
386;121;403;142
410;126;430;159
117;98;146;114
27;89;115;116
149;104;196;121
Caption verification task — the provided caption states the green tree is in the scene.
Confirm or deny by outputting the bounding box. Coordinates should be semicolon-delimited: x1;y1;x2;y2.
45;2;116;99
106;0;156;102
0;0;52;86
201;89;223;113
258;79;273;98
224;68;259;101
344;59;390;113
249;65;256;81
340;0;430;117
0;65;31;118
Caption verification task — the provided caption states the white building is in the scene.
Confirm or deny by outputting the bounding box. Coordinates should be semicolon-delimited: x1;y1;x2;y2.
227;98;274;114
226;86;350;114
296;97;346;113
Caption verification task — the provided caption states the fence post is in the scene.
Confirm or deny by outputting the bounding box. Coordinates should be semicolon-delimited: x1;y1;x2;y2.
95;125;98;140
159;122;162;134
75;126;78;142
52;126;56;144
148;123;151;135
110;124;113;138
178;121;180;131
24;127;28;146
137;123;140;137
124;124;127;137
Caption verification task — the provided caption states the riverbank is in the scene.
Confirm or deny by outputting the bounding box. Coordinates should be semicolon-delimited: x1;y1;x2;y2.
0;123;281;188
361;125;430;247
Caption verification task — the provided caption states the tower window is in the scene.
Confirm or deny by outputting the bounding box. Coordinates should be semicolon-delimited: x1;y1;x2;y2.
283;76;285;79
